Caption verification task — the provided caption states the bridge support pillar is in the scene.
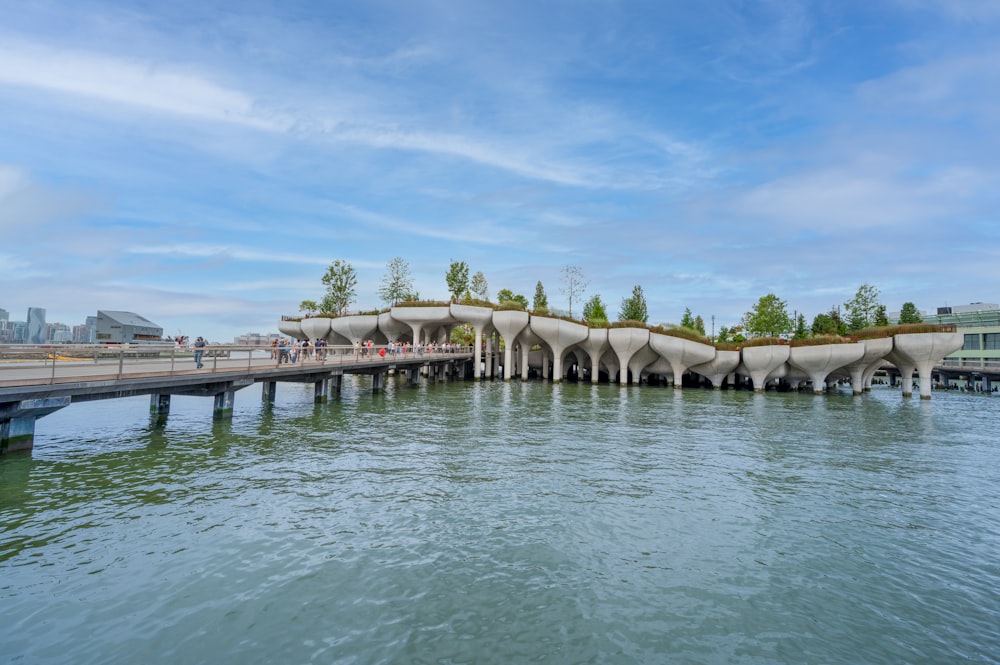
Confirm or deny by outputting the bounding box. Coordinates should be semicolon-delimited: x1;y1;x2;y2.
262;381;277;403
150;394;171;415
213;391;236;420
1;417;37;453
1;397;71;454
984;376;992;393
372;372;385;392
409;367;420;385
314;380;328;403
330;375;342;393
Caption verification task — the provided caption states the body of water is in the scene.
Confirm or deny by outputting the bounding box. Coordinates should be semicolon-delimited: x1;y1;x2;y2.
2;378;998;664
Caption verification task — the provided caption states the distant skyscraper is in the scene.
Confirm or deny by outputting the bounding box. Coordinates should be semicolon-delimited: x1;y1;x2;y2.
27;307;46;344
0;308;9;321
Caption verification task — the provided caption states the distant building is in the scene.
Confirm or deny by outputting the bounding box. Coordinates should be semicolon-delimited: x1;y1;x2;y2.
920;303;1000;369
27;307;46;344
94;311;164;343
0;308;8;322
46;323;71;343
73;323;96;344
234;332;282;346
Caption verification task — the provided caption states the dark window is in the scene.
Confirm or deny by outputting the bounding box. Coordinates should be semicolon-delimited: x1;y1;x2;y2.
984;333;1000;350
964;334;981;350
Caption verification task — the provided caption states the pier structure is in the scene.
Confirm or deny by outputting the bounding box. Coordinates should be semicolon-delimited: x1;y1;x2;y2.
0;303;976;454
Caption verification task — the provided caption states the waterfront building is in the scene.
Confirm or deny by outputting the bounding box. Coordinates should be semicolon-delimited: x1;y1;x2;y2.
234;332;282;346
94;310;164;343
46;323;71;343
72;323;96;344
921;303;1000;369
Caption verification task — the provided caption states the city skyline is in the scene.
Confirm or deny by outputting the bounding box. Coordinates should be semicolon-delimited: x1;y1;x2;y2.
2;1;998;341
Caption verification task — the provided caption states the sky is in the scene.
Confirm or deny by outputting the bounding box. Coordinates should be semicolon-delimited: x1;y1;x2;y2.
2;0;998;341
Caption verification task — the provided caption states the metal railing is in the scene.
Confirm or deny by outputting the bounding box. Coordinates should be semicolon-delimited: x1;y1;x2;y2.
0;343;473;387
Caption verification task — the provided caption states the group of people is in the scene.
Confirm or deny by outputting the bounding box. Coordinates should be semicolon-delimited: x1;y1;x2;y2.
271;337;328;364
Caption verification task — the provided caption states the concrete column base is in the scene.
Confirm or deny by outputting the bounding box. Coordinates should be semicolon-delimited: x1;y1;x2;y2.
150;394;171;415
213;391;235;420
262;381;277;402
314;380;328;403
1;416;36;453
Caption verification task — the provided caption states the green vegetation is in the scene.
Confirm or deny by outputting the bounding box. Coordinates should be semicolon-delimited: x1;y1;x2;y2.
533;281;549;314
789;335;851;347
378;256;415;306
496;288;529;310
321;260;357;315
618;285;648;323
559;265;588;318
470;271;490;301
445;260;469;301
392;300;450;308
582;294;608;325
898;302;922;324
742;293;791;338
844;283;884;331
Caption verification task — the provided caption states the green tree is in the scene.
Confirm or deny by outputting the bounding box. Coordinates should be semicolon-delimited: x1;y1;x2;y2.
844;283;882;331
378;256;414;306
811;307;846;336
618;285;648;323
898;302;922;324
559;265;588;318
680;307;695;329
582;294;608;324
693;315;706;335
497;288;529;310
320;260;357;315
741;293;792;338
470;271;490;301
299;300;318;315
873;304;889;327
533;281;549;314
445;260;469;301
793;313;808;339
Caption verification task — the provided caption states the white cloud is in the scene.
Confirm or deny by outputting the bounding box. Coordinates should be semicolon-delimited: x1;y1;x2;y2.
124;244;341;266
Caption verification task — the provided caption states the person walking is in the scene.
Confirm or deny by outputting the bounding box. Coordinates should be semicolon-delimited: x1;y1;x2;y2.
193;336;206;369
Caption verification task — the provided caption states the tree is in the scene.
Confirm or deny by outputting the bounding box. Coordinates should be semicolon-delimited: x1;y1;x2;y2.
378;256;414;306
693;315;706;335
445;260;469;301
680;307;695;329
559;265;588;318
793;313;808;339
618;284;648;323
811;307;846;336
299;300;318;315
533;281;549;314
496;288;528;310
844;283;882;331
741;293;791;338
470;271;490;301
582;294;608;324
320;260;357;315
873;304;889;327
899;302;922;324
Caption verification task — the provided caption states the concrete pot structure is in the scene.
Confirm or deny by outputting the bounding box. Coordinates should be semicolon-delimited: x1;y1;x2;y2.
577;328;610;384
788;342;866;395
890;332;964;399
451;304;495;381
377;311;411;344
648;333;716;388
740;344;791;392
645;357;675;384
277;319;303;340
840;337;893;395
600;349;620;384
491;310;530;381
529;317;590;383
389;306;455;346
329;314;379;345
690;350;740;389
516;328;545;380
299;316;332;343
627;344;660;385
608;327;651;386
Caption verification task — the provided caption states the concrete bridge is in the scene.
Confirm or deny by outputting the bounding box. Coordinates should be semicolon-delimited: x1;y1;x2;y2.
282;304;964;397
0;345;472;453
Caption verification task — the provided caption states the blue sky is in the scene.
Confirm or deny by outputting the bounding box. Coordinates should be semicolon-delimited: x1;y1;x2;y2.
2;0;998;340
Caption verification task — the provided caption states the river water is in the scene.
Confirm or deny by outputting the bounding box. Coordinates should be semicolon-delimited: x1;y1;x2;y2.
2;377;998;664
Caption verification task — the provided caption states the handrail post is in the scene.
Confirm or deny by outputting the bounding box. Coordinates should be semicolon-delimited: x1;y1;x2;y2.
213;349;218;373
170;346;176;374
50;350;57;384
117;346;124;379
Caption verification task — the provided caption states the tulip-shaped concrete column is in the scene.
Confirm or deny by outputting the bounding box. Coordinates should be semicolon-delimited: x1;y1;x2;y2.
740;344;791;392
648;333;716;388
577;328;610;384
451;304;495;380
378;311;411;346
277;318;304;340
517;328;545;381
885;347;917;397
840;337;893;395
608;327;650;386
300;316;332;343
389;306;455;346
890;332;964;399
690;350;740;389
528;317;590;383
492;310;529;381
330;314;379;346
788;343;866;395
627;344;660;385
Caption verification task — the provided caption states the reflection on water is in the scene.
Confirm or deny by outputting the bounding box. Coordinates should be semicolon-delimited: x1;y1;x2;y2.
2;379;999;664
